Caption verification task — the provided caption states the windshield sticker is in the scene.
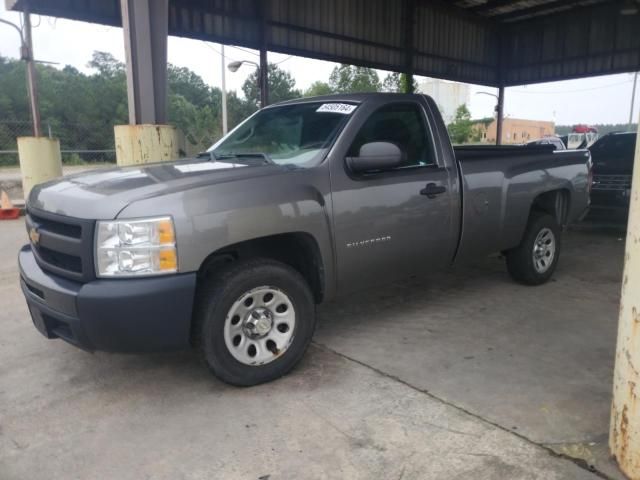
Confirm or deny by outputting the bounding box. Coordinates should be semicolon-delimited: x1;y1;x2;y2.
316;103;357;114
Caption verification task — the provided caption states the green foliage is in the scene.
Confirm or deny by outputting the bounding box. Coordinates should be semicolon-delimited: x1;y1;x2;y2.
0;51;266;164
304;81;334;97
242;63;301;108
329;64;381;93
382;72;401;92
382;72;417;93
447;104;474;144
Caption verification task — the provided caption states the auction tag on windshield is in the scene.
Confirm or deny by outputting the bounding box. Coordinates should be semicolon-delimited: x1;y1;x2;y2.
316;103;356;114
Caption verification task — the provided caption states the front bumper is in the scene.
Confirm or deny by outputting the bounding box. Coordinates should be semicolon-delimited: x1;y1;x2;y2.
19;245;197;353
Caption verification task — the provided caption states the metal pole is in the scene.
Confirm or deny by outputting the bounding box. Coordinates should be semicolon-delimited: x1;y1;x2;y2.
257;0;268;108
496;86;505;145
259;48;268;108
629;71;638;130
610;109;640;480
23;5;41;137
221;44;228;135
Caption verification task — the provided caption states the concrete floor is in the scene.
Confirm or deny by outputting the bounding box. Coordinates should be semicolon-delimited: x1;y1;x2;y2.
0;218;626;479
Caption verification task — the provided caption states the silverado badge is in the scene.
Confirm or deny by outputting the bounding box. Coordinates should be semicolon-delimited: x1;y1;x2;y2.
29;227;40;246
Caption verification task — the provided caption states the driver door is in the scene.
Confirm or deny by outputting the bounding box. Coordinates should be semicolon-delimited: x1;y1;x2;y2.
330;100;456;293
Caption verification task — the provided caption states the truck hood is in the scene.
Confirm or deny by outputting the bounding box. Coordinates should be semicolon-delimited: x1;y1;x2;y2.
28;159;279;219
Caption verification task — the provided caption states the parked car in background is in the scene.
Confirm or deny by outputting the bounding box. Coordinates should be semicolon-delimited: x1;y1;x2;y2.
526;136;566;150
19;93;592;386
589;132;636;211
567;125;599;149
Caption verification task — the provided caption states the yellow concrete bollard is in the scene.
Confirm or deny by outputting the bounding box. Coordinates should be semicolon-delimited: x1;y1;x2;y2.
114;124;184;166
610;119;640;478
17;136;63;200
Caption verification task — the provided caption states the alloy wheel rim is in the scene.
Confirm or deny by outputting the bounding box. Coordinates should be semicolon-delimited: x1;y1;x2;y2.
223;286;296;366
532;227;556;274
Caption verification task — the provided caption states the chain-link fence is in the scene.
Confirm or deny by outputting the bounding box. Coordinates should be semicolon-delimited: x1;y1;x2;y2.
0;120;221;166
0;120;116;167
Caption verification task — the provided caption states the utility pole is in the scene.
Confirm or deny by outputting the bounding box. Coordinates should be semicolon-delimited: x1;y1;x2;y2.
22;5;42;137
629;71;638;130
476;90;504;145
1;6;42;137
259;48;268;108
221;44;228;135
496;86;505;145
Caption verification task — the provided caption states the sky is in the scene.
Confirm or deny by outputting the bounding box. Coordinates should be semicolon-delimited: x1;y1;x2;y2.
1;6;639;127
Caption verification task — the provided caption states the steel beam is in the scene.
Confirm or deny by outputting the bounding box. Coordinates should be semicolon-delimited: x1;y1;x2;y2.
495;0;589;23
120;0;169;124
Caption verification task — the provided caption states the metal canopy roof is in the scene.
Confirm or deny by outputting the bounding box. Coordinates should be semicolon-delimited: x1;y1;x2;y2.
6;0;640;87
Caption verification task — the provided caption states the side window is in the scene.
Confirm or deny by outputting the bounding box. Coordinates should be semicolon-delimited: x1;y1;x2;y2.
347;103;435;169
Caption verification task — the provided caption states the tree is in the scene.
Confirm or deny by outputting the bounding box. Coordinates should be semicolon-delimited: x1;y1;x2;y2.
168;64;213;107
304;81;333;97
400;73;418;94
328;64;381;93
448;104;474;144
242;63;301;108
87;51;125;78
382;72;418;93
382;72;401;92
0;51;260;164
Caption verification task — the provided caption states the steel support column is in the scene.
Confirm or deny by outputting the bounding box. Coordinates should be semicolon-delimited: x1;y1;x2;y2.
259;48;268;107
611;115;640;479
120;0;169;124
402;0;415;94
496;86;505;145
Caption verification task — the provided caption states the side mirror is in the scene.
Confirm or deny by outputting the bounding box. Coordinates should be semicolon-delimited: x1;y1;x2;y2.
346;142;403;173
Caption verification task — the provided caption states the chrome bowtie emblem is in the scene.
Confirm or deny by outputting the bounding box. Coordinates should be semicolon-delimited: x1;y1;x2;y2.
29;227;40;246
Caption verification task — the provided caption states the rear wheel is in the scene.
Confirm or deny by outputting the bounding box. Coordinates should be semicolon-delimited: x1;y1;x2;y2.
506;213;561;285
193;258;316;386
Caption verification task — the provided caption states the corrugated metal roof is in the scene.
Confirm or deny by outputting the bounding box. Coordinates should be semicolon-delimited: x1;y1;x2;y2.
7;0;640;87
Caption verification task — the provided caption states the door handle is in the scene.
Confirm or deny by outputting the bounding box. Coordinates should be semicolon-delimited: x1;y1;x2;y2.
420;183;447;199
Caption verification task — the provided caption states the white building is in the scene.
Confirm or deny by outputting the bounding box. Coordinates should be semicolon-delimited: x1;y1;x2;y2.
417;78;470;125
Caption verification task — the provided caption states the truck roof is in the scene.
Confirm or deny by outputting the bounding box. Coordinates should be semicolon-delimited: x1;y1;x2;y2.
273;92;429;107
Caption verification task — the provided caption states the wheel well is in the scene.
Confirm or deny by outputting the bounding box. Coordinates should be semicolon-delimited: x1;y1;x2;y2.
531;189;570;225
197;233;325;303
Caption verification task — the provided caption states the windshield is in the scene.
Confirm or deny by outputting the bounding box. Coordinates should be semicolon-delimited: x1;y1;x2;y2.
209;102;357;168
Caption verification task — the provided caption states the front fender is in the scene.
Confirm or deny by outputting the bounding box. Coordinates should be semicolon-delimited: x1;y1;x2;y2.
117;170;336;298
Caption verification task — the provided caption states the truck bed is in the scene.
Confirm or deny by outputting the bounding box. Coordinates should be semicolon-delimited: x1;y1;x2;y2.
451;145;591;263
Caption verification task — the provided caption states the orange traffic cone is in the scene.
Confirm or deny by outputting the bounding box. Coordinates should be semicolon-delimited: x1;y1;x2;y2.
0;190;21;220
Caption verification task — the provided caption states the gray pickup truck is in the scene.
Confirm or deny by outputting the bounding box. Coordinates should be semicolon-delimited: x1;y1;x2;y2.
19;93;591;386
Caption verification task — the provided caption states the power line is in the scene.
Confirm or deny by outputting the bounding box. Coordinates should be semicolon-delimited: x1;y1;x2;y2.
202;42;239;63
203;42;293;66
227;45;259;57
274;55;293;65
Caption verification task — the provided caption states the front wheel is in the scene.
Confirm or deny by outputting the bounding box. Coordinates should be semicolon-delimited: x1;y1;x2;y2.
506;213;561;285
194;259;316;386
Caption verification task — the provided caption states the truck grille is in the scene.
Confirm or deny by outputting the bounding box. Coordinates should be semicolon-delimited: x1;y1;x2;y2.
592;174;631;192
25;208;95;282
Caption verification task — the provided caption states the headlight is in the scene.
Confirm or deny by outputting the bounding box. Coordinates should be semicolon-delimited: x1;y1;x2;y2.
95;216;177;277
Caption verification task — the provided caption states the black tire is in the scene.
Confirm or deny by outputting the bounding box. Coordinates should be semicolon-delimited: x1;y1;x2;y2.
506;212;561;286
193;258;316;386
